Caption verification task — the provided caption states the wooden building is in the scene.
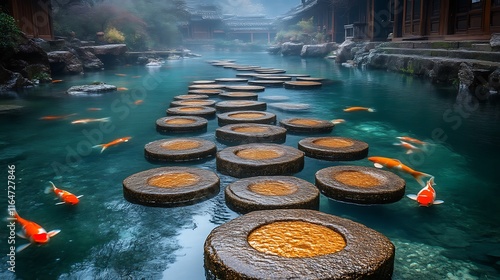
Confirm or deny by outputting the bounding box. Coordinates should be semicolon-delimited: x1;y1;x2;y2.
3;0;54;40
394;0;500;40
224;16;277;43
281;0;499;42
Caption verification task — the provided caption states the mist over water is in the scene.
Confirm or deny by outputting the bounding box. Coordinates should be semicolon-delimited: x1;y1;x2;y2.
0;51;499;279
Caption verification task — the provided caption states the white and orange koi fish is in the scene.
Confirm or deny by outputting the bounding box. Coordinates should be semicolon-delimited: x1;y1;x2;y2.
331;119;346;125
343;106;376;112
394;140;421;154
397;136;428;146
71;117;110;124
10;210;61;252
368;156;432;186
407;177;444;207
45;181;82;205
93;136;131;153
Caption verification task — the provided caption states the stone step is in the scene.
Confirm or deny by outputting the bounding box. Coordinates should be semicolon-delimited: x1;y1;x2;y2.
369;53;500;71
378;47;500;63
379;40;495;51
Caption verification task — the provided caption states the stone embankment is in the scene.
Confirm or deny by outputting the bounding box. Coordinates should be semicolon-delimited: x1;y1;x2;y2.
270;34;500;103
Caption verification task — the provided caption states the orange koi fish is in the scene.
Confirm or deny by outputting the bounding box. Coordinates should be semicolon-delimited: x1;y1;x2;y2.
397;136;427;146
93;136;131;153
407;177;444;207
10;210;60;252
394;140;421;154
115;74;127;77
71;117;110;124
51;79;64;83
343;106;376;112
368;156;432;186
39;113;76;120
117;87;128;91
87;108;102;111
45;181;83;205
134;100;144;105
331;119;346;125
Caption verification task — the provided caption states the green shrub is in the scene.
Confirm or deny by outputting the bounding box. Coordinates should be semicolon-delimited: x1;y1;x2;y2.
0;12;21;52
104;27;125;43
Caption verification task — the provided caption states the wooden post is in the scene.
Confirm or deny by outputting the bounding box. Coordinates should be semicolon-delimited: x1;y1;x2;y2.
484;0;492;34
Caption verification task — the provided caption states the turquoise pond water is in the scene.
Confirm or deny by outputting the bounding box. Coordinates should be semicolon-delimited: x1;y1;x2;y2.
1;51;499;279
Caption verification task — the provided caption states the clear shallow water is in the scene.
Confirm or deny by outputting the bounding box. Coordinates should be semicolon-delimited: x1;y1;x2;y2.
1;52;499;279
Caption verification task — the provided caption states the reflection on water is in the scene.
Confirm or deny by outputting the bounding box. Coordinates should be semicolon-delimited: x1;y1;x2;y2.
0;52;499;279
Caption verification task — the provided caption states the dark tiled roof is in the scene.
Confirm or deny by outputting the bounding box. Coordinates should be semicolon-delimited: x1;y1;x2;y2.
279;0;319;21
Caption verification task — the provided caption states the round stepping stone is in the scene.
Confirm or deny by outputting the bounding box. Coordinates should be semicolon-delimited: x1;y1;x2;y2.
279;118;334;133
217;111;277;126
315;166;406;204
255;76;292;81
225;176;319;213
204;209;395;279
225;85;265;92
173;94;209;100
296;77;325;82
268;103;310;111
215;78;248;83
156;116;208;133
216;143;304;178
188;89;223;96
219;91;258;100
188;84;225;90
170;99;216;107
284;81;322;89
254;69;286;74
166;106;216;118
215;100;267;113
191;80;216;84
144;138;216;162
123;167;220;207
248;80;285;87
298;137;369;161
216;124;287;144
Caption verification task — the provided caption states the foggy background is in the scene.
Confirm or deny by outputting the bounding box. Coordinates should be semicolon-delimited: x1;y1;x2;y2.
188;0;297;17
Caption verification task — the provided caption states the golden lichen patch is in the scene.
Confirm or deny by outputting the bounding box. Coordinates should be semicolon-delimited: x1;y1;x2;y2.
228;101;253;105
229;112;265;119
179;107;204;112
178;100;211;106
334;170;381;188
248;221;346;258
248;181;298;196
228;92;251;96
289;119;321;126
313;138;353;148
232;126;269;133
161;140;201;150
147;172;200;188
236;148;284;160
165;118;196;125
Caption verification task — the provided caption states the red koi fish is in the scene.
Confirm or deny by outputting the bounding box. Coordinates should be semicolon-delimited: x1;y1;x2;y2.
51;79;64;83
368;156;432;186
87;108;102;111
407;177;444;207
11;210;60;252
117;87;129;91
343;106;376;112
134;100;144;105
93;136;131;153
45;181;83;205
39;113;76;120
397;136;427;146
394;140;421;154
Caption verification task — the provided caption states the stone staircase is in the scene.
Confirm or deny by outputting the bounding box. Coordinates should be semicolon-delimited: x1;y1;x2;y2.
357;40;500;86
375;41;500;69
